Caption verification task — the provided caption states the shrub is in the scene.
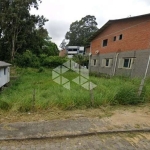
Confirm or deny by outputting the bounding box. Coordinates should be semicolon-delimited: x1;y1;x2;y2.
42;56;68;68
112;85;144;105
15;50;40;68
38;67;45;73
0;100;10;110
39;54;48;65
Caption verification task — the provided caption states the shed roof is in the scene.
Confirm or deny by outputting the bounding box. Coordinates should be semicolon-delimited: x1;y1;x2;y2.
0;61;11;67
89;13;150;41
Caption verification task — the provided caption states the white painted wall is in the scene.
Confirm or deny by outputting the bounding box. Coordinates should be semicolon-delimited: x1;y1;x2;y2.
79;47;84;51
68;51;78;54
0;67;10;88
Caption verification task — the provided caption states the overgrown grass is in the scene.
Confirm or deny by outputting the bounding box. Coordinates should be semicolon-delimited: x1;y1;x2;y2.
0;67;150;112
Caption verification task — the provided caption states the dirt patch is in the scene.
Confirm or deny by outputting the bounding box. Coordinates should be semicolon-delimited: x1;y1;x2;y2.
0;104;150;124
103;104;150;127
0;108;106;124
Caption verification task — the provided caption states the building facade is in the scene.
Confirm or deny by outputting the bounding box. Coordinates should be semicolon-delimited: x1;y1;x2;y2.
66;46;84;58
89;14;150;77
84;46;90;56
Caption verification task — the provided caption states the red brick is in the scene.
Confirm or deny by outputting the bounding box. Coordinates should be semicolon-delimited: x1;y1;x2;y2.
91;15;150;54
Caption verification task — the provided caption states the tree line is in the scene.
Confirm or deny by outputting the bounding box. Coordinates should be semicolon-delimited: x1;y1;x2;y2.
0;0;58;64
0;0;99;67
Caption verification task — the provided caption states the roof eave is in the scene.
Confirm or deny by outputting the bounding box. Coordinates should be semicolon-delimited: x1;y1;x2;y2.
89;20;113;41
0;61;12;67
88;13;150;42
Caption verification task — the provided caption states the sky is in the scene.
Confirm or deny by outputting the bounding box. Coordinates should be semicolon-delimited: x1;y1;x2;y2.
30;0;150;49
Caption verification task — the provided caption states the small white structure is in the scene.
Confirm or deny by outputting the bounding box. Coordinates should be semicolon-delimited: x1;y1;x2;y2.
66;46;84;58
0;61;11;88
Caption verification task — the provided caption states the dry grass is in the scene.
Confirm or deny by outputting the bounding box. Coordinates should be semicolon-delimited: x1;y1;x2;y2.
1;103;150;124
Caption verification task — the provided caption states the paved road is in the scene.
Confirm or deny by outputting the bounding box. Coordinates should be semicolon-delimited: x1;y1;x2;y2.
0;132;150;150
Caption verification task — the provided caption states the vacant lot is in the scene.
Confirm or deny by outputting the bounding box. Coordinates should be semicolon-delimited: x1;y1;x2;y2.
0;67;150;113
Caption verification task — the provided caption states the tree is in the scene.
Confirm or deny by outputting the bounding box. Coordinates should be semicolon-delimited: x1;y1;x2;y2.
65;15;98;46
72;54;89;69
0;0;48;61
42;40;59;56
59;39;67;49
24;27;50;56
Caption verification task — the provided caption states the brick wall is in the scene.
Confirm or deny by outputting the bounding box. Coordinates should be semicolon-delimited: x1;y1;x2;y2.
91;15;150;54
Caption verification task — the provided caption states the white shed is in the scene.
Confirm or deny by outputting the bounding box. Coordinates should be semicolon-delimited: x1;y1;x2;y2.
0;61;11;88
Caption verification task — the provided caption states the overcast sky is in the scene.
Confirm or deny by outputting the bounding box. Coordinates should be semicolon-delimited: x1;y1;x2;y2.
30;0;150;49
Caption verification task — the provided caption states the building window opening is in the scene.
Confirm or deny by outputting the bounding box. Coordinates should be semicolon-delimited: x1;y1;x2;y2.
119;34;123;40
4;68;6;75
106;59;109;66
102;39;108;47
118;58;134;69
94;59;97;66
123;58;132;68
113;36;116;41
102;58;113;67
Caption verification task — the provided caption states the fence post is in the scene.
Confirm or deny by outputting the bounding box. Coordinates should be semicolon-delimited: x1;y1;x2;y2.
32;88;35;111
90;83;94;106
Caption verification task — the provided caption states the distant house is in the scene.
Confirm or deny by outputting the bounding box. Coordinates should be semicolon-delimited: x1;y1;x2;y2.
89;13;150;77
66;46;84;58
0;61;11;88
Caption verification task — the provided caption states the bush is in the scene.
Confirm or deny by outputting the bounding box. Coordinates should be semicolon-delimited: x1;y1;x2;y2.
15;51;68;68
42;56;68;68
15;50;40;68
0;100;11;110
38;67;45;73
39;54;48;65
112;85;144;105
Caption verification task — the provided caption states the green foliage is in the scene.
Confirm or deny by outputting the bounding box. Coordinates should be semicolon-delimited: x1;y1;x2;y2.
42;40;59;56
60;39;67;49
0;0;48;61
72;54;89;67
15;50;40;68
0;100;10;110
38;67;45;73
15;50;67;68
42;56;68;68
112;85;144;105
0;68;150;112
65;15;98;46
26;28;59;57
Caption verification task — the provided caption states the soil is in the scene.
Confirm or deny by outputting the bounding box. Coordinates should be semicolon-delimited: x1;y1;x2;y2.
0;103;150;124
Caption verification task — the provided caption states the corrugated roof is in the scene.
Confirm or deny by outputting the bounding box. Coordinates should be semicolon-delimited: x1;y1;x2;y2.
89;13;150;41
0;61;11;67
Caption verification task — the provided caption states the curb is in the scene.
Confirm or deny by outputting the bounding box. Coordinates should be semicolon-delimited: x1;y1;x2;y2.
1;128;150;141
